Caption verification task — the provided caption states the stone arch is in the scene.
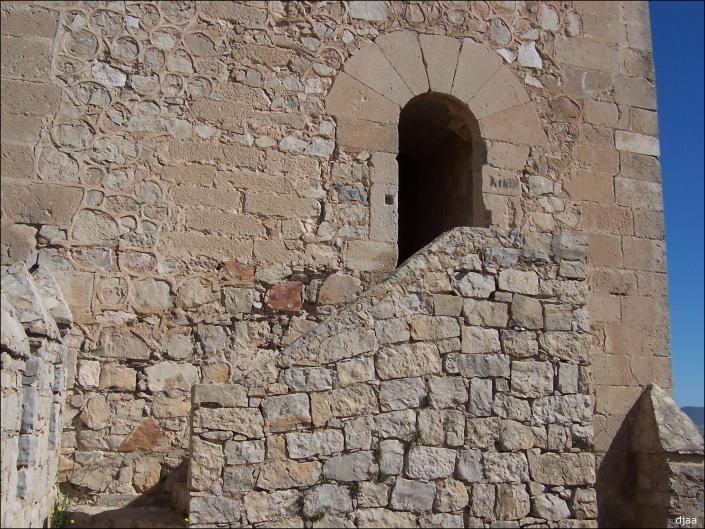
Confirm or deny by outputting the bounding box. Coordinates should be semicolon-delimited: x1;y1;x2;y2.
325;31;548;250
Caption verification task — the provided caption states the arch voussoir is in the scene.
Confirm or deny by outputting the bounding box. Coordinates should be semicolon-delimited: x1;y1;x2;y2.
418;34;461;94
344;42;413;107
375;30;429;96
325;72;399;125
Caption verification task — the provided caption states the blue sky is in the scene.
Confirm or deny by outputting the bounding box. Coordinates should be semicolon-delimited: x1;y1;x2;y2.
649;1;704;407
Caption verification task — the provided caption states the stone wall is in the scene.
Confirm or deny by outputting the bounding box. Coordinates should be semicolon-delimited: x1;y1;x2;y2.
607;385;704;528
0;1;675;524
188;227;598;527
1;262;73;528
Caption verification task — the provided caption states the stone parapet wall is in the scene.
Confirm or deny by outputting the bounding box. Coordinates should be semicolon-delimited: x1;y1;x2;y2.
614;385;704;528
188;227;598;527
1;262;73;528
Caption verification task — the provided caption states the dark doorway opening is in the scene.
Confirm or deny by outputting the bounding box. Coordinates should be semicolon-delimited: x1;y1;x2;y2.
397;93;482;265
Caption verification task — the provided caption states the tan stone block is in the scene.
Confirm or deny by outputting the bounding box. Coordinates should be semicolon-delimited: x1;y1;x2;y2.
0;35;51;81
186;212;265;237
481;166;521;197
614;76;656;110
593;354;634;386
326;72;399;124
201;2;267;25
0;4;58;38
595;385;641;415
486;142;529;171
1;79;62;116
158;164;216;185
583;100;619;127
265;150;320;176
1;182;82;224
376;30;428;95
191;99;254;124
622;296;668;326
604;323;645;356
590;267;637;296
221;144;261;169
0;142;34;180
580;203;633;235
253;111;307;129
636;271;668;297
574;1;621;18
216;170;295;193
55;271;94;323
168;141;223;163
232;42;291;65
618;152;660;183
615;131;659;156
630;108;659;136
615;178;662;210
564;172;615;203
370;152;398;184
0;113;43;144
245;193;320;218
622;48;655;80
419;34;461;93
626;23;652;51
344;42;412;106
562;66;613;101
629;355;672;387
451;38;503;105
161;232;253;260
369;183;397;243
468;66;529;120
171;186;242;210
593;413;627;452
581;13;627;44
587;233;622;267
345;240;397;272
573;144;620;175
336;117;398;153
254;240;297;264
479;103;548;146
587;294;621;323
622;237;666;271
554;36;620;72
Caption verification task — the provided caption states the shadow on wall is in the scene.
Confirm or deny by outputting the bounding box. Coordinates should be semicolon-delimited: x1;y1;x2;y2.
598;385;704;528
61;461;188;529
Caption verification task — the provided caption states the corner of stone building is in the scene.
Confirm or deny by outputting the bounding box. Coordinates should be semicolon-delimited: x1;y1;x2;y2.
1;256;74;528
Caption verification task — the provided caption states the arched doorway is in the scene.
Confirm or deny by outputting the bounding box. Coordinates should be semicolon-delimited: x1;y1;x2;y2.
397;93;486;264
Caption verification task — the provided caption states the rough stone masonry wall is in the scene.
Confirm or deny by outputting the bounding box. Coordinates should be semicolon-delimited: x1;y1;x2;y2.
0;0;671;522
1;262;73;528
188;228;598;528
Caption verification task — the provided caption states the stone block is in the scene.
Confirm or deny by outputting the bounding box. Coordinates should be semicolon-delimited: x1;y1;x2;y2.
376;30;428;95
527;452;596;486
614;75;657;109
379;377;426;411
322;451;374;481
451;38;503;105
390;478;436;512
511;361;554;398
483;452;530;483
1;79;62;116
344;42;412;106
376;342;441;380
286;430;344;459
1;35;51;81
479;102;549;146
326;72;398;124
419;34;460;93
336;117;398;153
1;183;83;225
554;36;620;72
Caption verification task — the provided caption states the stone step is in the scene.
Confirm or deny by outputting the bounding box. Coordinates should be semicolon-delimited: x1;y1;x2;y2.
68;505;187;528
